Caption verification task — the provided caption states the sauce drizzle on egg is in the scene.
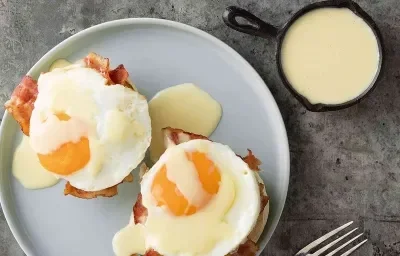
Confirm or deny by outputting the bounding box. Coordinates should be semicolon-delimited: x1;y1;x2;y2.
151;147;221;216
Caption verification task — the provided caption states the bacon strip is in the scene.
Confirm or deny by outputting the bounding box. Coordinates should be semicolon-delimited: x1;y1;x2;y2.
109;64;129;85
242;150;261;171
4;76;38;136
228;239;259;256
84;52;111;82
163;127;208;145
144;249;162;256
133;193;148;224
64;173;133;199
84;52;132;89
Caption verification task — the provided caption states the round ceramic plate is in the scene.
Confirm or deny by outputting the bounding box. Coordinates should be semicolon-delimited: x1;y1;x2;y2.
0;18;289;256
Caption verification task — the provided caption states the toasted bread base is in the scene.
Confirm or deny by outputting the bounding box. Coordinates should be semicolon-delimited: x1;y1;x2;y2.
64;173;134;199
248;173;269;243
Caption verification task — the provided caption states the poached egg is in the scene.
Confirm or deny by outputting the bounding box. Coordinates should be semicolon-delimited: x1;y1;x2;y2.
113;139;260;256
29;63;151;191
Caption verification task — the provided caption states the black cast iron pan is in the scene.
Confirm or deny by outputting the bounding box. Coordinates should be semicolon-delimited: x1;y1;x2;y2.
223;0;384;112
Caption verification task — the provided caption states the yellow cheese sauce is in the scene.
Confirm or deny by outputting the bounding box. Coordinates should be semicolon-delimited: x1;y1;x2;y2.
281;8;380;105
148;83;222;162
12;136;59;189
49;58;72;71
112;224;146;256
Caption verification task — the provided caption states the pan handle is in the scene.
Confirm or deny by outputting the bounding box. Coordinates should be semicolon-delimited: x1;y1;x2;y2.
223;6;279;38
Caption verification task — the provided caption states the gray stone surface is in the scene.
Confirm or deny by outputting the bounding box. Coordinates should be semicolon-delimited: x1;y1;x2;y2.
0;0;399;255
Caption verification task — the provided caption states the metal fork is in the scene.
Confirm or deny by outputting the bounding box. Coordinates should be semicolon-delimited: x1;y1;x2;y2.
295;221;368;256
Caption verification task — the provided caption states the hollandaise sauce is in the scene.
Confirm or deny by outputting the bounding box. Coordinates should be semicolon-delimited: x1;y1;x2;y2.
281;8;380;104
148;83;222;162
12;136;59;189
49;58;72;71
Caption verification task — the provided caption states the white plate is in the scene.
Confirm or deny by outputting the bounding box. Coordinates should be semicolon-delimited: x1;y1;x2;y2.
0;18;290;256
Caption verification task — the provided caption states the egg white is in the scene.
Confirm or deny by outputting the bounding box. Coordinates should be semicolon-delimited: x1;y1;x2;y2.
140;139;260;256
30;64;151;191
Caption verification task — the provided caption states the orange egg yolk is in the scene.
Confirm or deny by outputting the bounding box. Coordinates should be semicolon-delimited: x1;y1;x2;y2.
151;151;221;216
37;113;90;176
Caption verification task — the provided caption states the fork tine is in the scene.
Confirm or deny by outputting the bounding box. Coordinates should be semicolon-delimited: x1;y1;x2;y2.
340;239;368;256
325;233;364;256
312;228;358;256
296;221;353;254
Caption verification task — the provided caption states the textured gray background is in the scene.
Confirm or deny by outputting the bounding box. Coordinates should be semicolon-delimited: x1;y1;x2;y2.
0;0;399;255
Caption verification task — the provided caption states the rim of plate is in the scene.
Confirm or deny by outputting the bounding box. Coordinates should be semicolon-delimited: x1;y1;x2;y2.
0;18;290;256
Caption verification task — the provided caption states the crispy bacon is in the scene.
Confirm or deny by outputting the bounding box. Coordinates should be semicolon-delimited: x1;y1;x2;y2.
109;64;129;85
85;52;133;89
84;52;111;81
4;76;38;135
228;239;258;256
133;193;148;224
144;249;162;256
64;173;133;199
163;127;208;146
241;150;261;171
132;128;266;256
